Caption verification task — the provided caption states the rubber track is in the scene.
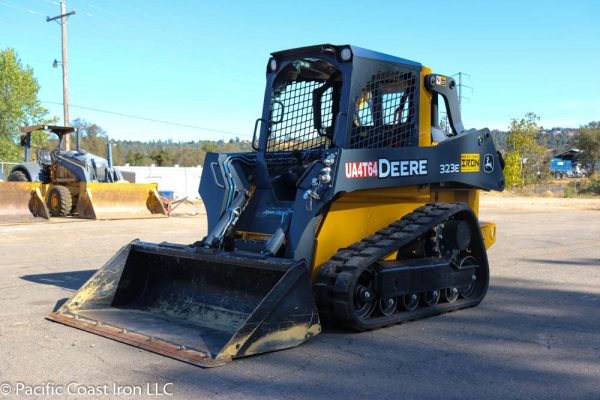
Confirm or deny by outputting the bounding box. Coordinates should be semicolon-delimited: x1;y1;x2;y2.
314;202;489;331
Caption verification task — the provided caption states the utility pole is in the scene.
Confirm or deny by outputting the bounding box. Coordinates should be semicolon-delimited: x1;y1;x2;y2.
47;0;75;150
453;72;473;112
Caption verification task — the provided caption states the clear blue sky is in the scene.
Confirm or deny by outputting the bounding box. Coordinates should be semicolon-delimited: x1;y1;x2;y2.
2;0;599;141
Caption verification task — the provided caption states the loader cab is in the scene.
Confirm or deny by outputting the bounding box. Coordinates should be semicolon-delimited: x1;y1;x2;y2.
8;125;78;182
256;45;423;199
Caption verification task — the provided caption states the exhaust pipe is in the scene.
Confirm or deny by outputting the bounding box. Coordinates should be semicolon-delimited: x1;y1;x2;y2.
24;133;31;162
106;142;113;169
76;128;81;152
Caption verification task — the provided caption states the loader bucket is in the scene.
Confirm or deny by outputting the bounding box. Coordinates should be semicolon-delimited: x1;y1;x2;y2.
76;182;167;219
48;241;321;367
0;182;49;223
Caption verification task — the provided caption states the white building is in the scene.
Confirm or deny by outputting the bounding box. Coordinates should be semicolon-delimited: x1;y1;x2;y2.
117;165;202;199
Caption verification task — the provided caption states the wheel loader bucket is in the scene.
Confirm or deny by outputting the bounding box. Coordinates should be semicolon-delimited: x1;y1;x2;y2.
48;241;321;367
0;182;49;223
76;182;167;219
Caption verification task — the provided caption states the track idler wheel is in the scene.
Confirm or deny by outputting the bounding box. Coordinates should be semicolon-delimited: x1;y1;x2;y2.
353;268;376;319
400;293;420;311
442;287;460;303
421;290;441;307
459;255;480;298
378;296;397;316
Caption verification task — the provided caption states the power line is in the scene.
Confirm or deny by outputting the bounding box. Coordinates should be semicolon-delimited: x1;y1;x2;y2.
452;72;473;111
41;100;251;137
0;1;45;15
47;0;76;150
6;0;261;87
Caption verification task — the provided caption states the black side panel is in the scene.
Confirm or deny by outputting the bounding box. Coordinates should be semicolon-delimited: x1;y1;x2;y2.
199;152;256;233
334;128;505;193
199;153;229;230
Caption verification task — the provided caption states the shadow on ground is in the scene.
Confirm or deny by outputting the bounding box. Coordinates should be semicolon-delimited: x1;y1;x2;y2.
21;270;96;290
525;258;600;266
17;271;600;399
140;278;600;400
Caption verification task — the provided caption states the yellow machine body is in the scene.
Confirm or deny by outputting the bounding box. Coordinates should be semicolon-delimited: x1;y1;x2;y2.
311;187;495;280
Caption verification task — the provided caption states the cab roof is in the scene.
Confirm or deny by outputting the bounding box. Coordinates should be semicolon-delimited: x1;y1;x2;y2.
271;44;421;68
20;125;78;135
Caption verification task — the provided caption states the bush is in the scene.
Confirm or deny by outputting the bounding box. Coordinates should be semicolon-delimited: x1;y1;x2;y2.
563;185;577;198
565;176;600;197
580;177;600;195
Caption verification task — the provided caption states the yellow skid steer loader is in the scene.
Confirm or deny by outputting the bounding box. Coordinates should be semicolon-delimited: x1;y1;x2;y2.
50;45;504;367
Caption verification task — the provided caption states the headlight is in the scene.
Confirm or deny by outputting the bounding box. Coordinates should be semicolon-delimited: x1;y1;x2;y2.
269;58;277;72
340;47;352;62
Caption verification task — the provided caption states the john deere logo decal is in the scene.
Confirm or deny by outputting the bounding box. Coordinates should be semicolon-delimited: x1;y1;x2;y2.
484;154;494;173
461;154;480;172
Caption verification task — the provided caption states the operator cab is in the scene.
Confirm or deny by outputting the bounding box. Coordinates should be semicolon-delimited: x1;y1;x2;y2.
259;45;422;201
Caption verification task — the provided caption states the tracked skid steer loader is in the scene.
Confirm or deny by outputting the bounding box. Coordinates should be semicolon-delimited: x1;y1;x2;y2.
50;45;505;367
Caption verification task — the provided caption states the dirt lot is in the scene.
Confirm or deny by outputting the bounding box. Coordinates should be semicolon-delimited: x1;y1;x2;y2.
0;197;599;399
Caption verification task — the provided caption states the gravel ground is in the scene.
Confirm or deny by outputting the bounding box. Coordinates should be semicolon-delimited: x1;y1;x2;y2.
0;197;598;400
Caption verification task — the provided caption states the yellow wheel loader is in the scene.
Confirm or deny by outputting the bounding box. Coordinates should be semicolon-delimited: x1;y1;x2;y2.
50;45;504;367
0;125;165;222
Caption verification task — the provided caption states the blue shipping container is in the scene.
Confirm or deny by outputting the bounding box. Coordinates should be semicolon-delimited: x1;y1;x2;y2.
550;158;571;172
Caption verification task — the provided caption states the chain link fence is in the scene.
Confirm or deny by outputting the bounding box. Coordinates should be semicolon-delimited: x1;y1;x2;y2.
0;162;18;178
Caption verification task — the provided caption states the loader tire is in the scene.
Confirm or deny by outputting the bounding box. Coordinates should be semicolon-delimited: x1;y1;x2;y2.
8;170;29;182
47;185;73;217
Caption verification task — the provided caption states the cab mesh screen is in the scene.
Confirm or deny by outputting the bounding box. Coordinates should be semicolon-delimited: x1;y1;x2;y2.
267;81;332;152
350;71;418;149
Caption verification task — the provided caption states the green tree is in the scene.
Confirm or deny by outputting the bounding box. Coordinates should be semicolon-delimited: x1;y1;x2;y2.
0;48;52;161
575;122;600;174
503;152;523;187
125;151;150;166
149;149;176;166
201;142;219;153
71;118;110;156
504;112;548;188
